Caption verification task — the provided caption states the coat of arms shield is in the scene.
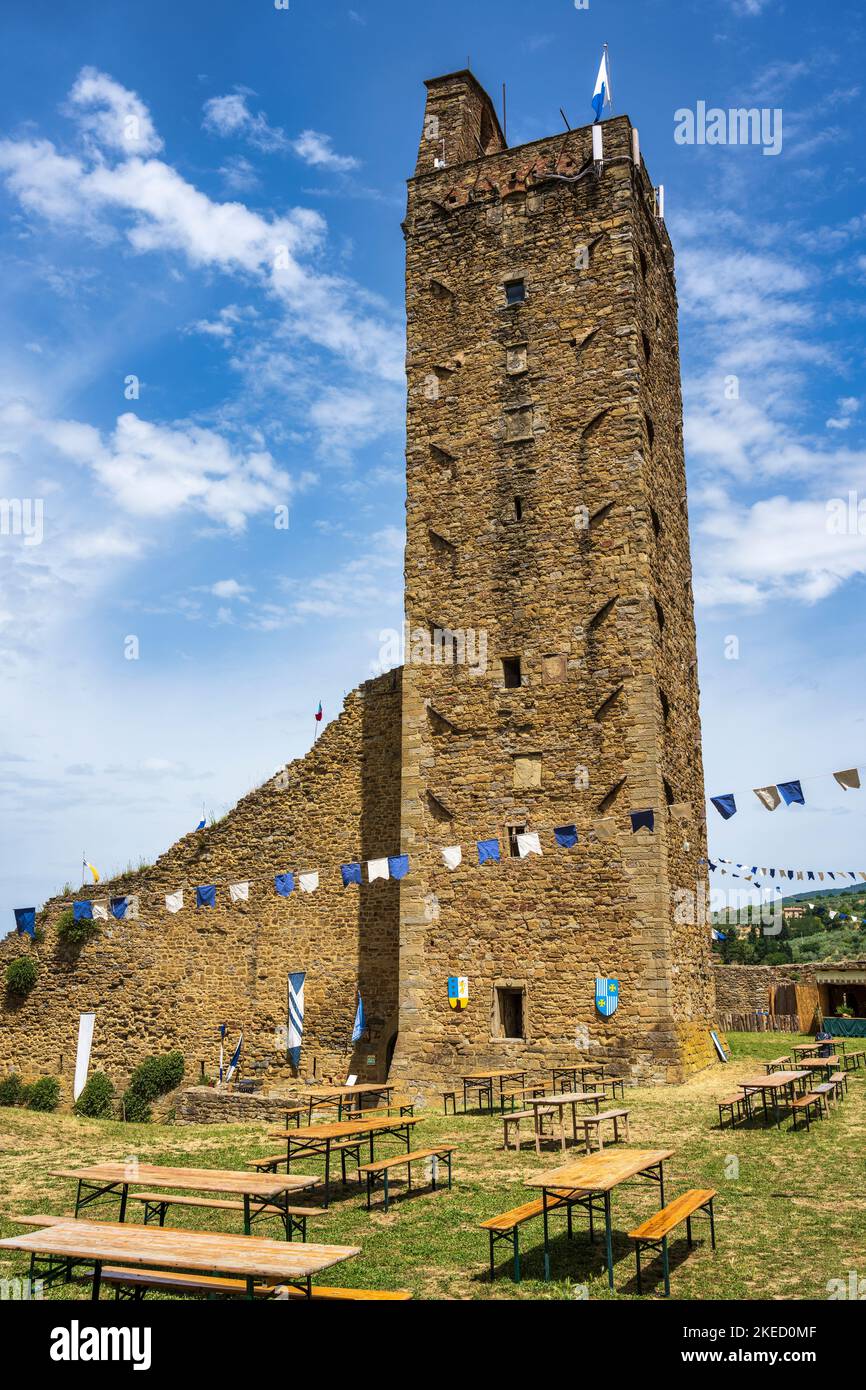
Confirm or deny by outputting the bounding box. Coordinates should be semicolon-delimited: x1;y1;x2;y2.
595;976;619;1017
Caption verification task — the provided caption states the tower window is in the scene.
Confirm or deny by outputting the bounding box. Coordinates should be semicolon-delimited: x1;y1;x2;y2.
502;656;522;688
505;278;526;306
494;985;525;1039
507;824;527;857
513;497;523;521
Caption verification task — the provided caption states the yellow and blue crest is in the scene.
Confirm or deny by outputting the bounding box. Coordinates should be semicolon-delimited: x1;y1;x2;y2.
448;976;468;1009
595;977;619;1017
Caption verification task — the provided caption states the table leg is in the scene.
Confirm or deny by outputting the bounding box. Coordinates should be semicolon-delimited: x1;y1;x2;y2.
604;1191;614;1290
118;1183;128;1224
324;1141;331;1208
659;1161;666;1208
243;1194;251;1236
571;1102;577;1144
542;1188;551;1282
91;1260;102;1301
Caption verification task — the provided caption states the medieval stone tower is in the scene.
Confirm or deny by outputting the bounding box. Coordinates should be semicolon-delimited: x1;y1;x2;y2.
390;72;716;1086
0;71;717;1095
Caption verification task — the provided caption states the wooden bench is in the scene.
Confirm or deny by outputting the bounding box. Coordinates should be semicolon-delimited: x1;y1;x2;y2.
789;1092;824;1131
499;1082;546;1113
127;1192;325;1240
577;1108;630;1152
442;1089;457;1116
346;1097;415;1121
843;1050;865;1072
628;1189;717;1296
718;1092;752;1128
503;1110;533;1151
247;1153;287;1174
764;1056;791;1072
830;1070;849;1099
101;1267;412;1301
358;1146;455;1212
810;1082;836;1116
586;1077;626;1101
480;1192;572;1284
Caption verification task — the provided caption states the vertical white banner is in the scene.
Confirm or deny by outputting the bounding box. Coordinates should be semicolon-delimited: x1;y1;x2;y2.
73;1012;96;1100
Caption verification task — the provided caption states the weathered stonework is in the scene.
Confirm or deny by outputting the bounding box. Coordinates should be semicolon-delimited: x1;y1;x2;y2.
0;72;716;1098
391;72;715;1088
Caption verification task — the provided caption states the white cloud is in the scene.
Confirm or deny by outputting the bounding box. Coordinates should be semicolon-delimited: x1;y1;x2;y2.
0;70;401;382
218;154;260;193
211;578;249;599
292;130;360;173
0;401;294;533
68;66;163;156
202;93;288;153
827;397;860;430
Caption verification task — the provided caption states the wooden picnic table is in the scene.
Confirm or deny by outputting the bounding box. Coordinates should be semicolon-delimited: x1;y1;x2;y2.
298;1083;395;1121
50;1163;317;1237
0;1218;359;1301
526;1148;674;1289
738;1071;809;1127
527;1091;604;1154
461;1070;526;1112
791;1043;821;1057
799;1057;840;1079
269;1115;423;1206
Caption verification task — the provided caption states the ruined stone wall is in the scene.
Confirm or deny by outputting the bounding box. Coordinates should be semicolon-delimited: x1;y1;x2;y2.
392;77;716;1089
0;671;403;1095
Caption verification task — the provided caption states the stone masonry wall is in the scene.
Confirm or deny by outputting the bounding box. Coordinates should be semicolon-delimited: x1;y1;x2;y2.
391;73;717;1090
0;671;403;1096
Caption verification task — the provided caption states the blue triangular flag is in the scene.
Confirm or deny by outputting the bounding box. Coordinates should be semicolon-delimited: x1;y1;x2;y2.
73;900;94;922
341;862;362;887
778;780;804;806
196;884;216;908
554;824;578;848
630;808;655;834
388;854;410;881
352;992;366;1042
14;907;36;937
710;793;737;820
196;817;206;831
110;896;128;920
274;872;295;897
477;838;500;864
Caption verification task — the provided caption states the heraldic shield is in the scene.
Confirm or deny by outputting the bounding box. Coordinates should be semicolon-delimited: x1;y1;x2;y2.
595;977;619;1017
448;976;468;1009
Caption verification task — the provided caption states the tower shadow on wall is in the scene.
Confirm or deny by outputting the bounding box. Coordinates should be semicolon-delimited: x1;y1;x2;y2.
355;667;403;1081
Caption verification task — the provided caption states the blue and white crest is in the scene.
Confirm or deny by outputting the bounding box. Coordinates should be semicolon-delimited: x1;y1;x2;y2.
595;977;619;1017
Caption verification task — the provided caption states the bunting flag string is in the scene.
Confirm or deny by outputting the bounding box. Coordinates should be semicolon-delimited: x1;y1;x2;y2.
707;763;864;818
11;800;673;932
707;857;866;889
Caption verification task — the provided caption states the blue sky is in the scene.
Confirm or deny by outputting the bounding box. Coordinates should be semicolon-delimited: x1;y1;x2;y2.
0;0;864;929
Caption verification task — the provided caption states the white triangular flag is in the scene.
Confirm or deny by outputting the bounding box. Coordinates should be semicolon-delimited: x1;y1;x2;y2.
441;845;462;870
298;871;319;894
165;890;184;914
229;881;250;903
92;902;108;921
754;785;781;811
367;858;389;882
516;831;542;858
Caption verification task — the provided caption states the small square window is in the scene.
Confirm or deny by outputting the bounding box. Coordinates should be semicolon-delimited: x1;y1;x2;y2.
495;986;525;1040
507;823;527;857
505;279;526;306
502;657;522;688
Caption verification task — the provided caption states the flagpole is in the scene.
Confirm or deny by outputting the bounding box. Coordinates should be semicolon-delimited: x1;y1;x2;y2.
605;44;613;115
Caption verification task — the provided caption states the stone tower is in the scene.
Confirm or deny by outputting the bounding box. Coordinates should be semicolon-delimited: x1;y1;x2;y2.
391;70;717;1086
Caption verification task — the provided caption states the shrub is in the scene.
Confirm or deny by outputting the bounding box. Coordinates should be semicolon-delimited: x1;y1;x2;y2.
26;1076;60;1112
55;906;100;948
74;1072;115;1119
5;956;37;996
0;1074;23;1107
121;1050;184;1123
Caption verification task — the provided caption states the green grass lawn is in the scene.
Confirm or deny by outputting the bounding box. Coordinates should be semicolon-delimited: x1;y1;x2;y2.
1;1033;863;1301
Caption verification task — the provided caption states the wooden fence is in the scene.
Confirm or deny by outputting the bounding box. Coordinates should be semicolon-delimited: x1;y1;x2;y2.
719;1011;801;1033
